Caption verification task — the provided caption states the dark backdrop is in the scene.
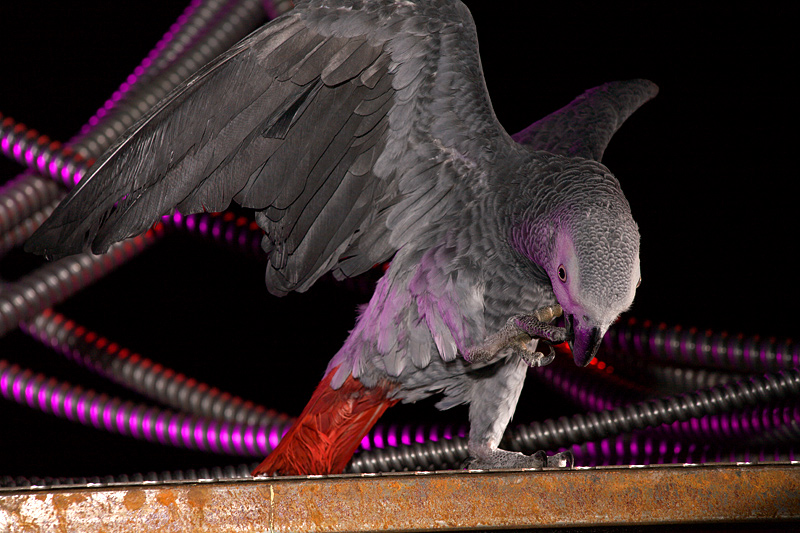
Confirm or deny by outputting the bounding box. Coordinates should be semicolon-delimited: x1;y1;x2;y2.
0;1;796;479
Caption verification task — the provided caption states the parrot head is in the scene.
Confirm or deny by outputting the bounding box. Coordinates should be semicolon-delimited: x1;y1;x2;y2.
507;158;642;367
546;206;641;366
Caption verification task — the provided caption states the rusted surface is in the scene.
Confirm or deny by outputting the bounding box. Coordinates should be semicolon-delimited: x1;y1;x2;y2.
1;463;798;532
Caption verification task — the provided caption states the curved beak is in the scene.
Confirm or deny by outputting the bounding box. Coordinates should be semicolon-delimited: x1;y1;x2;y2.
565;314;603;367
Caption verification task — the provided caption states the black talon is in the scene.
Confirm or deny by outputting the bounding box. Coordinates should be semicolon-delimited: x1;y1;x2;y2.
547;451;575;468
532;450;548;468
542;343;556;365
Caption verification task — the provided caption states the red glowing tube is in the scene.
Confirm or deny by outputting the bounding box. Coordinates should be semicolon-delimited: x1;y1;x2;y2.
0;225;163;337
21;307;289;428
0;113;92;187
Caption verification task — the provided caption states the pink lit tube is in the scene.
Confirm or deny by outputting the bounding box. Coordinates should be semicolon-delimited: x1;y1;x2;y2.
0;359;287;457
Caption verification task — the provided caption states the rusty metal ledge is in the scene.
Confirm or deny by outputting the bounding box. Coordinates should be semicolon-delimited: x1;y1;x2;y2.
1;462;799;532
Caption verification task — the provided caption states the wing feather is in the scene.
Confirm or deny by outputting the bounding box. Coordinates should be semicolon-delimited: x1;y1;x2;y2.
27;0;515;296
513;79;659;160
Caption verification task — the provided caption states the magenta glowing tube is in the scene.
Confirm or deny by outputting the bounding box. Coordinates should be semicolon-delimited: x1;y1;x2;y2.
73;0;208;142
532;356;652;412
568;433;798;467
0;113;93;187
0;359;290;458
163;210;264;256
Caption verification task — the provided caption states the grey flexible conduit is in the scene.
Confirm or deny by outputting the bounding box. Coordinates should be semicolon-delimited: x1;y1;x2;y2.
0;199;54;257
2;463;259;489
20;307;289;428
0;228;163;336
0;0;296;488
0;359;295;458
347;369;800;472
0;352;797;484
0;171;61;235
605;318;798;372
0;0;272;335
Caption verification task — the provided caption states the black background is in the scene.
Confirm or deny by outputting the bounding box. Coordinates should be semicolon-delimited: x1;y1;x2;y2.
0;1;796;479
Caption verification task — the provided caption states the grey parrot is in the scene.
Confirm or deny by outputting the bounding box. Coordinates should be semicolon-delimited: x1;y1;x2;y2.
26;0;654;474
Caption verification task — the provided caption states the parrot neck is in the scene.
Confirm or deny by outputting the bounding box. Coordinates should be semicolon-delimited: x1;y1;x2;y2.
508;217;555;272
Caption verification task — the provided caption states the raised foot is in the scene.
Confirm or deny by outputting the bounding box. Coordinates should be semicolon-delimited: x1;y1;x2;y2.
463;449;574;470
466;304;567;367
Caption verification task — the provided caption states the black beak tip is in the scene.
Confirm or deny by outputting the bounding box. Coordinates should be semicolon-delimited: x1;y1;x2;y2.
573;351;594;367
572;326;603;367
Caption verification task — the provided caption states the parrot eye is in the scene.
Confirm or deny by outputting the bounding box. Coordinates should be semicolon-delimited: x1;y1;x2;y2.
557;265;567;282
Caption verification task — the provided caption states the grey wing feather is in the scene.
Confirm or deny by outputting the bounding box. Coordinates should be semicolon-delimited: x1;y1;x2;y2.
26;0;512;297
25;12;308;255
512;79;658;161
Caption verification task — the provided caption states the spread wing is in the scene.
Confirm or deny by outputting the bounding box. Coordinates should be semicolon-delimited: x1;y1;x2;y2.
512;79;658;161
26;0;511;295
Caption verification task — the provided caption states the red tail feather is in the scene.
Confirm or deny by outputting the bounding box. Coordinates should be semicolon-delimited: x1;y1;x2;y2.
252;366;398;476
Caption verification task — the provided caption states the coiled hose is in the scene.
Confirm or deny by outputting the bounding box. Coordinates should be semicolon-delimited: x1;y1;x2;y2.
0;209;267;337
12;258;795;466
0;192;53;257
2;462;258;489
3;255;799;478
0;0;273;332
532;355;655;412
0;359;289;458
645;402;800;446
0;172;61;235
570;435;797;468
0;1;292;489
71;0;243;146
70;0;268;161
0;114;92;188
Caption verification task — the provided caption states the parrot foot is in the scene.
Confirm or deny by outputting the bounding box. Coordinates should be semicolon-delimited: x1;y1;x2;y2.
466;304;566;366
516;343;556;368
463;448;574;470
